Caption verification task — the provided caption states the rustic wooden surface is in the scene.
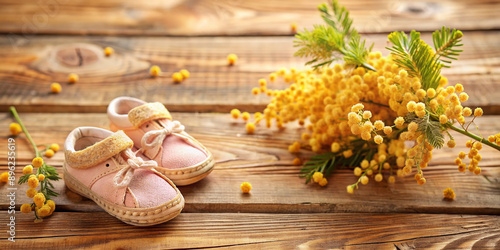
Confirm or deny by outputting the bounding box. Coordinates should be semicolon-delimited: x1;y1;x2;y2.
1;0;499;249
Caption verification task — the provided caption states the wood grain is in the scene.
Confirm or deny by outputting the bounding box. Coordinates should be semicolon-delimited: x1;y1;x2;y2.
1;112;499;214
0;211;498;249
1;31;500;113
0;0;498;36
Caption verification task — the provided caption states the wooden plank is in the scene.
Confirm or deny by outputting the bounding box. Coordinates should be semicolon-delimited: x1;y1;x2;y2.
0;0;498;36
1;113;500;214
0;211;499;249
1;31;500;113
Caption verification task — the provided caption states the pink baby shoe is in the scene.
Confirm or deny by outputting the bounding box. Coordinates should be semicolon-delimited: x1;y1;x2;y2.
63;127;184;226
107;97;215;186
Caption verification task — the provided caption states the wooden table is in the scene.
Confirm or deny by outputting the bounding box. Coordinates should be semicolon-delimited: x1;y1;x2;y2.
1;0;499;248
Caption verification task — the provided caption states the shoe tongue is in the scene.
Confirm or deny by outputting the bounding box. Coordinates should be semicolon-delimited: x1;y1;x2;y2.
128;102;172;128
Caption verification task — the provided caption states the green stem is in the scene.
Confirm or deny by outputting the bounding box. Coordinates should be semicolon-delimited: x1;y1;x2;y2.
446;123;500;151
9;106;41;158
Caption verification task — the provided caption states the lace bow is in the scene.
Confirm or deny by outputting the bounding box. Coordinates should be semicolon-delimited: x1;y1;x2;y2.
113;156;158;187
140;121;185;158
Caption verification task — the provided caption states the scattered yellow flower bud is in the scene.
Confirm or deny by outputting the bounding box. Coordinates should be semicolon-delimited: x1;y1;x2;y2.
374;135;383;144
292;158;302;166
48;144;59;152
180;69;190;80
68;73;79;83
473;142;483;150
388;176;396;184
447;140;456;148
230;109;241;119
45;149;55;158
290;22;298;33
240;182;252;193
473;167;481;175
374;173;383;182
251;87;260;95
149;65;161;77
343;150;353;158
50;82;62;93
0;172;10;182
227;53;238;66
246;122;256;134
104;47;114;56
458;163;466;172
459;92;469;102
172;72;183;83
269;73;277;82
9;123;22;136
443;188;455;200
38;174;45;181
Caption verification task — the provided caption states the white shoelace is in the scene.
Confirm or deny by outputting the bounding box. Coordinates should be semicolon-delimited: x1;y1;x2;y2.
112;151;158;187
139;120;186;158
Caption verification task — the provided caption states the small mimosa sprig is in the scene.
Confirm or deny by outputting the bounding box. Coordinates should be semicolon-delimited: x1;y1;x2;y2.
9;106;61;222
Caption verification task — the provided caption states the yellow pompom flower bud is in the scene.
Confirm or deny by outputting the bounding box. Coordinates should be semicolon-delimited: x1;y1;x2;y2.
230;109;241;119
50;82;62;93
426;88;436;98
443;188;455;200
474;167;481;175
374;173;383;182
439;115;448;124
45;149;55;158
269;73;277;82
227;53;238;66
26;188;37;198
447;140;456;148
104;46;114;56
292;158;302;166
463;107;472;117
312;172;323;183
23;165;33;175
406;101;416;112
32;157;43;168
246;122;256;134
172;72;183;83
38;205;52;217
394;117;405;128
374;135;383;144
318;177;328;186
240;182;251;193
49;143;60;152
241;112;250;121
417;177;426;185
9;123;22;136
251;87;260;95
459;92;469;102
20;204;32;214
149;65;161;77
360;175;369;185
474;107;483;117
343;150;353;158
374;120;384;130
383;126;392;135
346;185;354;194
33;193;46;208
0;172;9;182
38;174;45;181
455;83;464;93
68;73;79;83
46;200;56;213
331;142;340;152
180;69;190;80
354;167;362;176
28;177;39;189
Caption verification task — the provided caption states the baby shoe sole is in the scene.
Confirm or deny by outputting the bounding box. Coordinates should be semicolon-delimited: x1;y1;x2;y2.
63;162;184;226
157;154;215;186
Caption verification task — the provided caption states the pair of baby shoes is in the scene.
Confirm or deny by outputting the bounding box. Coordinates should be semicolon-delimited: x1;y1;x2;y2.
63;97;214;226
